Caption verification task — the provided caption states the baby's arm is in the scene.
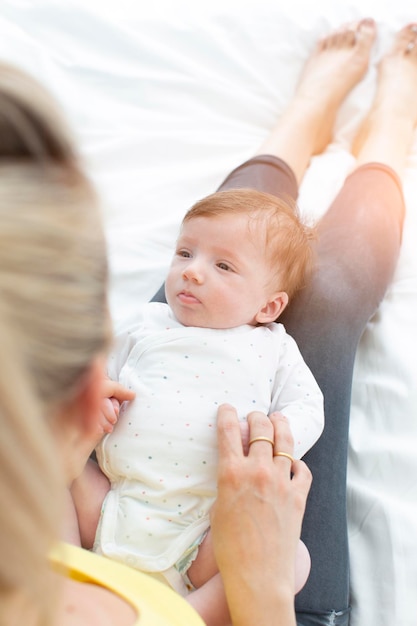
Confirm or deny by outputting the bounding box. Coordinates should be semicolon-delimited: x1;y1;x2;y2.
271;327;324;459
74;377;136;475
68;379;135;548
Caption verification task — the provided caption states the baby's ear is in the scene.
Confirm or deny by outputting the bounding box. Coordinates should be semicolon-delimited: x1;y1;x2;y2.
255;292;289;324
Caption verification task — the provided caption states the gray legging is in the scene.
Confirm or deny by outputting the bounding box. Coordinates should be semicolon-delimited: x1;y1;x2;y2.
152;154;405;626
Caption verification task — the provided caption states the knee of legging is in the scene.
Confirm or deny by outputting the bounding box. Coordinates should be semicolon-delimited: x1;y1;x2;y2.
311;257;388;323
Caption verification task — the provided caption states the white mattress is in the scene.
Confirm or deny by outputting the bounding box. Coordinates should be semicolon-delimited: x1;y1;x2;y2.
1;1;416;624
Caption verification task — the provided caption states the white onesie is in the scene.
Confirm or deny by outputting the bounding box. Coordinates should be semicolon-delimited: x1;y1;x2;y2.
95;302;324;590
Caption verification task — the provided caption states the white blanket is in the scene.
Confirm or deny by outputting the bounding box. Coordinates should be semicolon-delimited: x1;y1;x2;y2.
1;1;416;624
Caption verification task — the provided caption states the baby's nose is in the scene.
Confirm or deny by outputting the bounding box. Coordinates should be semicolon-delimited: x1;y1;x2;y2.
182;261;203;284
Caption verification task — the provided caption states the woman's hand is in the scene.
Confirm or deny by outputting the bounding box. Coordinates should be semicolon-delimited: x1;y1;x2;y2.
210;404;312;626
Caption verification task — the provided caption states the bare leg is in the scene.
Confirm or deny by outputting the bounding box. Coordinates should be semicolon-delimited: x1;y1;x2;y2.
187;573;230;626
284;26;417;623
353;23;417;174
189;528;310;593
257;18;377;183
70;458;110;549
214;23;416;625
185;531;311;626
185;531;229;625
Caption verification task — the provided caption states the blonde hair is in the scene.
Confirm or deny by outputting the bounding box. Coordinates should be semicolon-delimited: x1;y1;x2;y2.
0;63;109;624
183;188;316;300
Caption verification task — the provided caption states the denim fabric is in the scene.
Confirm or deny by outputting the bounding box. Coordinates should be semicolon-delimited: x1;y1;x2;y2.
297;607;351;626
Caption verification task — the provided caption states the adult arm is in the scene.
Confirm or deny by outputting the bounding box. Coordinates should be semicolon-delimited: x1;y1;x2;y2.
210;405;312;626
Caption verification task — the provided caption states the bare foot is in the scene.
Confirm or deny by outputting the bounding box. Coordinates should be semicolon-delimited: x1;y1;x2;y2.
353;23;417;174
257;18;377;182
293;18;377;152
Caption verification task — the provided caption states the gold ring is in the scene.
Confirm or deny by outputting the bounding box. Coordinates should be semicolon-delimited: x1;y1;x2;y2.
273;452;294;462
248;436;274;447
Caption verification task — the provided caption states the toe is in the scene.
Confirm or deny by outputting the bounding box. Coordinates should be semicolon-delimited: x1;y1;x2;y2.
356;18;377;49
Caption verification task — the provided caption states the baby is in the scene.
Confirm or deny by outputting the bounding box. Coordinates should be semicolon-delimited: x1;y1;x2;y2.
75;188;324;626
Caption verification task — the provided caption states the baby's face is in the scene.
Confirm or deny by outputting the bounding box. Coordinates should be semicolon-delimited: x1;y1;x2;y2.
165;213;273;328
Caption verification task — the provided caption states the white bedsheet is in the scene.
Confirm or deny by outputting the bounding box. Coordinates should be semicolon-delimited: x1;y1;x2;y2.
1;1;416;624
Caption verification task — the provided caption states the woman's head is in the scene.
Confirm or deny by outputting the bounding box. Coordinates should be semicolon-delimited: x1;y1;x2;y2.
0;62;109;623
0;63;110;408
0;164;109;406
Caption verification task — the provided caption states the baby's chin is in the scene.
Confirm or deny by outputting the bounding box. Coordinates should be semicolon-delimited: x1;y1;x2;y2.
169;297;255;329
174;311;254;330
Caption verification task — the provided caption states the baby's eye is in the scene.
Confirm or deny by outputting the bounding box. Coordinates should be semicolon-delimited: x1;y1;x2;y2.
178;249;191;258
217;262;231;271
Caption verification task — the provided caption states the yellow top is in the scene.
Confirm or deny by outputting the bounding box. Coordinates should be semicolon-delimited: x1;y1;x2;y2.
49;543;204;626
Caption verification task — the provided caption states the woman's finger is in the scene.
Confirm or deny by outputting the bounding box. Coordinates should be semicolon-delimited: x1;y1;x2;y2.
291;460;313;501
246;410;275;460
269;411;295;466
216;403;244;462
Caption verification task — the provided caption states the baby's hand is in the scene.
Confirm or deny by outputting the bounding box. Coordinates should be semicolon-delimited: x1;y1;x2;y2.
70;378;136;481
99;378;136;435
100;397;120;434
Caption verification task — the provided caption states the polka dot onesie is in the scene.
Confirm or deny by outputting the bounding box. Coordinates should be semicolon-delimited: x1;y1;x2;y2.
94;302;324;588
